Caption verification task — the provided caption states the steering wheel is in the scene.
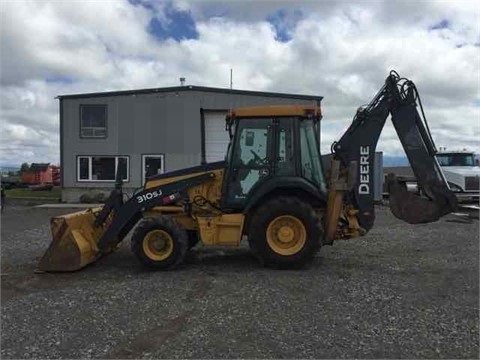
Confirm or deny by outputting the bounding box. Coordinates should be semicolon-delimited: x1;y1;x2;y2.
250;150;267;165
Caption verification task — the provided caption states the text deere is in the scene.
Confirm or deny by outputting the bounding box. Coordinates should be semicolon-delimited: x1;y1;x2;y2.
359;146;370;194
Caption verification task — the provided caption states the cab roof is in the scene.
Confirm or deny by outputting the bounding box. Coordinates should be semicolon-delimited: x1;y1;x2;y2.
228;104;321;119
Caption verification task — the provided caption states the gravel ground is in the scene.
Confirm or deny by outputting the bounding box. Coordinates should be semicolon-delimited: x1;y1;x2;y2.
1;203;478;359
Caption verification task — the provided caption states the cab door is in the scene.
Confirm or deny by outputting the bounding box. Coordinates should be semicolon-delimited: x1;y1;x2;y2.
222;118;274;209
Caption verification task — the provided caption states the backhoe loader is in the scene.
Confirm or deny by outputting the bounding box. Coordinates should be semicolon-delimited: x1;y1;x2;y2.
37;70;458;272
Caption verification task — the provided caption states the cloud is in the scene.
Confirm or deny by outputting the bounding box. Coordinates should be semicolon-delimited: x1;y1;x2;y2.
0;0;153;86
0;0;479;168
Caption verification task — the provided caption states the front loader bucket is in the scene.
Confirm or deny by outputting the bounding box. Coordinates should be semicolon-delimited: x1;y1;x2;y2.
37;208;110;272
387;173;457;224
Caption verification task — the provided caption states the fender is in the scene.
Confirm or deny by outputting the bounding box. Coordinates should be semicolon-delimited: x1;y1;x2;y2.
243;176;327;214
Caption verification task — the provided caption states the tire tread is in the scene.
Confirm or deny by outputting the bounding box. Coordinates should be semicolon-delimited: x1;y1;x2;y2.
248;196;323;268
131;216;188;270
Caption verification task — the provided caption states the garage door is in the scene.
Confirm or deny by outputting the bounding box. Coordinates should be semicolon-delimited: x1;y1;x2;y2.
204;111;230;163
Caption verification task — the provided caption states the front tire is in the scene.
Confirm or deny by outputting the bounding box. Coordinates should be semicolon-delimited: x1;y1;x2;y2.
131;216;188;270
248;196;323;269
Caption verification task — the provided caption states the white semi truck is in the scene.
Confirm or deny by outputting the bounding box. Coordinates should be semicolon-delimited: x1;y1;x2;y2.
436;149;480;202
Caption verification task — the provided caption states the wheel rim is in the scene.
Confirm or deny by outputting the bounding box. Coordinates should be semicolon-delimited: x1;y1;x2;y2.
143;229;174;261
266;215;306;255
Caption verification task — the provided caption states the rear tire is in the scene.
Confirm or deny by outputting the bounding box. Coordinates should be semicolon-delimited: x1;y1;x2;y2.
131;216;188;270
248;196;323;269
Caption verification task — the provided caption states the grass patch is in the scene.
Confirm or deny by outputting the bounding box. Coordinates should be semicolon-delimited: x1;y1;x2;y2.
6;186;61;199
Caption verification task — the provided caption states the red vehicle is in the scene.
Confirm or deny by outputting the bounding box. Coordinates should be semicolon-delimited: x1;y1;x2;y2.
21;163;60;186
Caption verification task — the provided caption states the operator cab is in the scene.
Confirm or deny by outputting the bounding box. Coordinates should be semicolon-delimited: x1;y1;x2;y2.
221;104;326;210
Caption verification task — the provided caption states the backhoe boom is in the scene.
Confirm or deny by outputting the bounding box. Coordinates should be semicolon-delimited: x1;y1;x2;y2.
330;70;457;235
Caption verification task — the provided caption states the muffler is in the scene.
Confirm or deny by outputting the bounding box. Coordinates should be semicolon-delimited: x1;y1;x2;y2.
387;173;458;224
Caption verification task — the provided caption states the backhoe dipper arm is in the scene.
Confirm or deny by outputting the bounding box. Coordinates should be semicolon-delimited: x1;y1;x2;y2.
331;71;457;235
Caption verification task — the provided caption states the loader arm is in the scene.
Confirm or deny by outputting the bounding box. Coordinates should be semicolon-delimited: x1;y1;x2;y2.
37;172;215;272
95;172;216;253
327;71;457;240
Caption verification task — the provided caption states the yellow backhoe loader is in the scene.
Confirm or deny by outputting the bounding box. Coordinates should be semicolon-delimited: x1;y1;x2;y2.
37;70;458;272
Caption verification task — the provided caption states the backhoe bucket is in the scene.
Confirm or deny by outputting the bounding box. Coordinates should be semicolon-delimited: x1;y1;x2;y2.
387;174;457;224
37;208;110;272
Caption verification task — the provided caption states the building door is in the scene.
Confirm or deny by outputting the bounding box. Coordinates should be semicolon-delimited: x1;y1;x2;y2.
223;117;274;209
204;111;229;163
142;155;164;185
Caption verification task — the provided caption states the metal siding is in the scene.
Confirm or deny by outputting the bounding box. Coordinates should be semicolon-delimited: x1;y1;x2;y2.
191;91;318;109
163;96;186;152
117;97;137;154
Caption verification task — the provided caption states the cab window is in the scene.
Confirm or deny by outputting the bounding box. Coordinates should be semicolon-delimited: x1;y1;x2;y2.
299;120;326;191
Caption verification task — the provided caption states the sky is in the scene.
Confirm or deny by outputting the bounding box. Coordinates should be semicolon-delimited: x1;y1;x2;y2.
0;0;479;167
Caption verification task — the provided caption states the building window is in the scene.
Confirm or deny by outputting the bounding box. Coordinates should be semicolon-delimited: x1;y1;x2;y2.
142;154;165;184
77;156;129;182
80;105;107;138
